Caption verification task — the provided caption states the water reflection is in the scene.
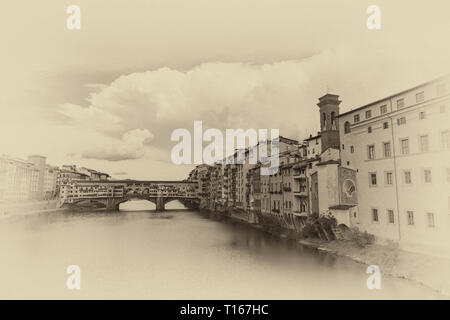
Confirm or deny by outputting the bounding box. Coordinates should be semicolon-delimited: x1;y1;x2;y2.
0;201;444;299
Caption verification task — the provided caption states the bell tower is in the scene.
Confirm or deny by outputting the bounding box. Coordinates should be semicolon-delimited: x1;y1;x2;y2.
317;93;341;153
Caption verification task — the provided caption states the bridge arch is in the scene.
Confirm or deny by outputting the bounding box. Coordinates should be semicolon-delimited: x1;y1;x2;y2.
118;198;158;211
163;198;188;210
59;180;199;212
70;198;109;209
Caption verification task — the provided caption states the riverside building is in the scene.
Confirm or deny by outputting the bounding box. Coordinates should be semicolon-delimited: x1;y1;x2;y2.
187;75;450;254
339;75;450;252
0;155;36;201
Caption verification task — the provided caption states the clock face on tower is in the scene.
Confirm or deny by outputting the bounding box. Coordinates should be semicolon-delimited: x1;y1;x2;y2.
343;179;356;198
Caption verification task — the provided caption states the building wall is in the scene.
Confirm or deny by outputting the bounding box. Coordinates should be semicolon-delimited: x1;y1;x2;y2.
339;75;450;250
27;155;46;200
0;155;36;201
317;163;340;215
44;166;59;199
310;171;319;215
305;135;321;159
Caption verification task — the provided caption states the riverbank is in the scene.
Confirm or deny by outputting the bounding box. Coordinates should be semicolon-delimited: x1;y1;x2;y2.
299;238;450;297
206;208;450;297
0;200;67;220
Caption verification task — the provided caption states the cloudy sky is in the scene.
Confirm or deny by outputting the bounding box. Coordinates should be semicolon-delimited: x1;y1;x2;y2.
1;0;449;180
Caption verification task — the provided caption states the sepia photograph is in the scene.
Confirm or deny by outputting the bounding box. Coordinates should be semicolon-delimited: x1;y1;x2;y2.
1;0;450;309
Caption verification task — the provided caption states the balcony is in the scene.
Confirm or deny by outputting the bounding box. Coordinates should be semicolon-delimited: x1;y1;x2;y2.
293;172;307;180
293;190;308;197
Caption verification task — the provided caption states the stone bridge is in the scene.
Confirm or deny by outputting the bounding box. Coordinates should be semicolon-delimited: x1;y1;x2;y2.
58;180;199;211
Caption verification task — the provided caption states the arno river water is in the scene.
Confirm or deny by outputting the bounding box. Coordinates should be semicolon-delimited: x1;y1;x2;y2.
0;200;443;299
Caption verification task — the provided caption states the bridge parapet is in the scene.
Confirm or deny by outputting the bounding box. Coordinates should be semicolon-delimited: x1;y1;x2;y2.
59;180;199;211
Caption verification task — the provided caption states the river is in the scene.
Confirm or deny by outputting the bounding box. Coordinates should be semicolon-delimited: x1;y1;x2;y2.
0;200;443;299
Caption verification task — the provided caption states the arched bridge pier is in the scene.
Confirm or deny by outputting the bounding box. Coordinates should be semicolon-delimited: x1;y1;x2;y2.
58;180;199;212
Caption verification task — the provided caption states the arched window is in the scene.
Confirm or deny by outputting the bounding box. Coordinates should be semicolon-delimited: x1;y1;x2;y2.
322;112;327;127
344;121;351;134
331;112;336;129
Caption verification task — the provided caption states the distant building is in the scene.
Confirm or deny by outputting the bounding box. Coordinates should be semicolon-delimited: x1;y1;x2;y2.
27;155;47;200
78;167;111;181
56;169;90;193
0;155;36;201
61;165;77;172
44;165;59;200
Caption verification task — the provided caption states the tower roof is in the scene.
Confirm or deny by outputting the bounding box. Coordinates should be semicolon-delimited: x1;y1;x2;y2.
317;94;341;107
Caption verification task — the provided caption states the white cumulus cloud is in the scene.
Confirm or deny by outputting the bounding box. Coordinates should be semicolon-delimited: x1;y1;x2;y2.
82;129;154;161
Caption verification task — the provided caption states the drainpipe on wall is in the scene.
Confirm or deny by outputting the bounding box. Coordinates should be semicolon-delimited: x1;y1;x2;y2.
388;98;402;242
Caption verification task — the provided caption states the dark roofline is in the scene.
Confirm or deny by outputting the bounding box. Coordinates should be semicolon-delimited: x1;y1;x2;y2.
338;74;450;118
60;169;90;177
329;204;356;210
279;135;299;144
316;160;340;166
28;154;47;159
292;156;320;168
255;135;298;146
304;134;321;141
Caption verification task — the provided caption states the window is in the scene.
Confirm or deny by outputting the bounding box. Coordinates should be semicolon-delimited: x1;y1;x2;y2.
368;145;375;160
427;212;435;228
368;126;372;133
419;135;429;152
404;170;412;184
344;121;351;134
342;144;345;150
350;146;354;153
380;105;387;114
330;112;337;129
387;210;395;224
419;111;426;120
383;142;391;157
442;131;450;149
397;98;405;109
383;122;389;129
416;91;425;103
354;114;360;123
369;173;377;187
385;171;393;185
400;138;409;154
365;110;372;119
300;201;307;213
446;168;450;183
397;117;406;125
372;209;379;222
423;169;432;183
407;211;414;225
